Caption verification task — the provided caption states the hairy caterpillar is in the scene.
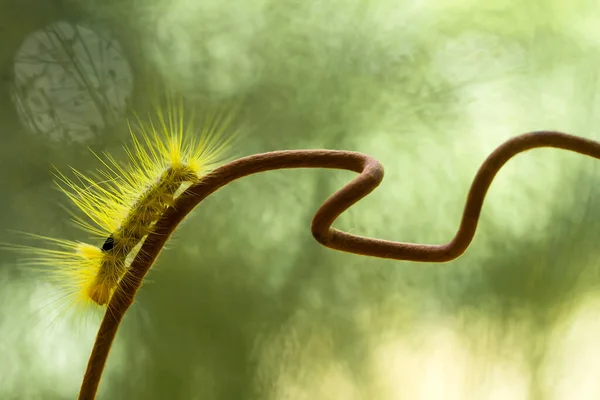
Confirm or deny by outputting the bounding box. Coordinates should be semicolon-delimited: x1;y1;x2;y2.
11;97;235;312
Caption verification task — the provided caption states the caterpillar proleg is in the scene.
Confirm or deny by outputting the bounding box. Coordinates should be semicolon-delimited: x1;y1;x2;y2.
12;97;236;312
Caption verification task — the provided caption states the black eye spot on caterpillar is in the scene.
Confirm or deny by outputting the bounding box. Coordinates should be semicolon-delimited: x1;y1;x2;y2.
101;235;115;252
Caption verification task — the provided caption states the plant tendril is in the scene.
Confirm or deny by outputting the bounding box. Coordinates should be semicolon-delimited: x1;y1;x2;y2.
78;131;600;399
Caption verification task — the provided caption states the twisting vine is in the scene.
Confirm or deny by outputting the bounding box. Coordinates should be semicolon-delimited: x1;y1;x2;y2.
78;131;600;399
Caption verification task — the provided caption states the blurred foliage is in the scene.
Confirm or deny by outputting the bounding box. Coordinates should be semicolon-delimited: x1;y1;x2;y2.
3;0;600;399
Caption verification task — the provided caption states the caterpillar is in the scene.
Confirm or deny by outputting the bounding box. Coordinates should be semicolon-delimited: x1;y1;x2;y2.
12;97;236;312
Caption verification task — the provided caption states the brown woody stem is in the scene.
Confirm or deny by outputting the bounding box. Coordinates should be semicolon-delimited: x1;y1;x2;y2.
78;131;600;399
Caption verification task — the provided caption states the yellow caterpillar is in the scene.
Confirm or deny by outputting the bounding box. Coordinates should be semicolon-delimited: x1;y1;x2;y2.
13;97;235;311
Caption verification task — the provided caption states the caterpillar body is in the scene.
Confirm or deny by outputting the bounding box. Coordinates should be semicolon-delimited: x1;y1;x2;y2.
86;164;201;305
14;99;235;311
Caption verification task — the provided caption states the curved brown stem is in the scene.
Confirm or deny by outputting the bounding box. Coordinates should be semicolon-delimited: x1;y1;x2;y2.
78;131;600;399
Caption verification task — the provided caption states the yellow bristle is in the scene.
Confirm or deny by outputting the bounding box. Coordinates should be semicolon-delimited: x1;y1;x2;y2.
7;96;237;316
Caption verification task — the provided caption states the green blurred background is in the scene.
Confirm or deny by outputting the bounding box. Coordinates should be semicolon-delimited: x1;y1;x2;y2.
3;0;600;398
